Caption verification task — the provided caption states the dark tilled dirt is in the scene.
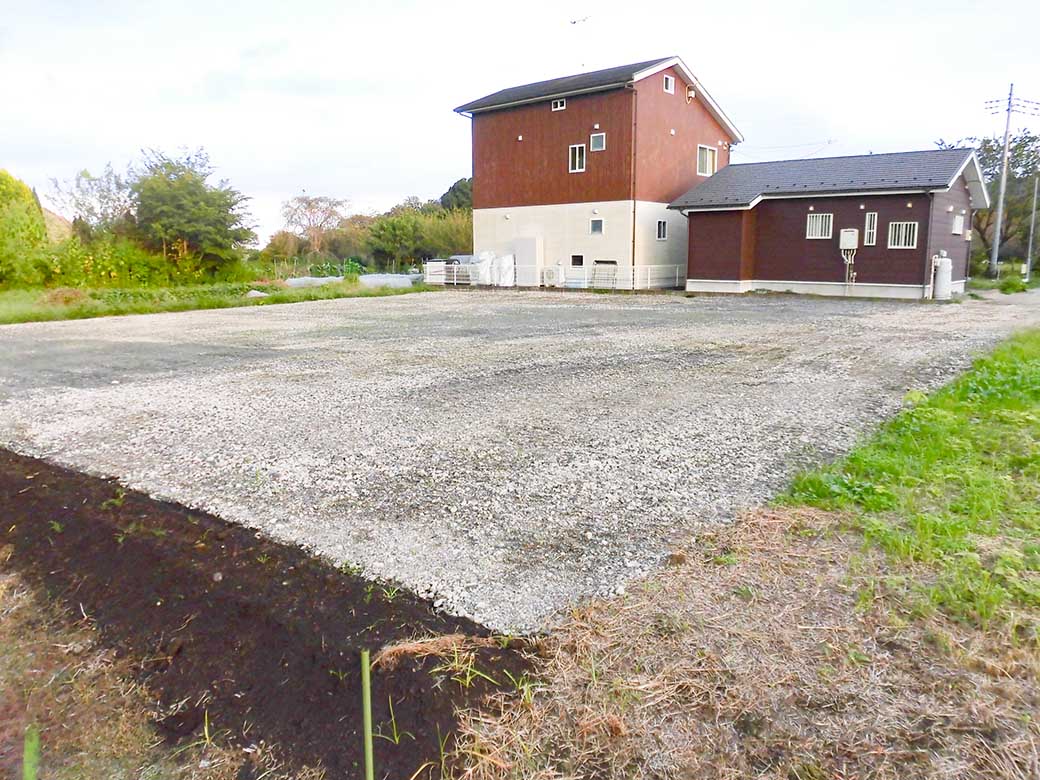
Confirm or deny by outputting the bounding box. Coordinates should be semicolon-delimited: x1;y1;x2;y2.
0;449;530;778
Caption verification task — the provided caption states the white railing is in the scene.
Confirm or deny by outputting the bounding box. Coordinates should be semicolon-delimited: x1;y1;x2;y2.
424;261;684;290
558;264;684;290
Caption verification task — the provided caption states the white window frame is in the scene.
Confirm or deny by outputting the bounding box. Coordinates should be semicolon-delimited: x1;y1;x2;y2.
590;218;604;235
805;212;834;240
590;132;606;152
697;144;717;177
569;143;586;173
887;221;919;249
864;212;878;246
663;74;675;94
656;220;668;241
551;98;566;111
952;214;965;235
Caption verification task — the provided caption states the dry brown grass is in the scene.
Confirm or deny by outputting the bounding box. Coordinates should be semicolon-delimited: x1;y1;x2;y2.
39;287;88;307
452;509;1040;780
374;634;501;671
0;564;321;780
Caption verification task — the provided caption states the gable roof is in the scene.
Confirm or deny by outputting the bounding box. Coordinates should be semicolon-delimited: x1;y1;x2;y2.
670;148;990;211
455;56;743;142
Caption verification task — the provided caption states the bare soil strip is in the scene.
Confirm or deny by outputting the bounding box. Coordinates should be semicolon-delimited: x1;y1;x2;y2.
0;448;529;779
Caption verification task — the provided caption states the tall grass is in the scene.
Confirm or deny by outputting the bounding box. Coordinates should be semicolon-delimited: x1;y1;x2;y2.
783;330;1040;629
0;281;433;325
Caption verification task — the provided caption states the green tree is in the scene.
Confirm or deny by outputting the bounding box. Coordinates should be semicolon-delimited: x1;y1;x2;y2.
366;213;421;271
439;177;472;210
132;149;255;268
938;131;1040;259
0;170;48;287
326;213;376;259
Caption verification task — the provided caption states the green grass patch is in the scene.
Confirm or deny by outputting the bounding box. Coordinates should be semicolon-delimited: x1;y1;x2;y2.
0;280;434;325
782;330;1040;630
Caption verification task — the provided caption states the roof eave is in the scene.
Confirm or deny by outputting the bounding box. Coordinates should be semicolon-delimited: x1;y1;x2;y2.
454;82;631;115
948;151;991;209
633;56;744;144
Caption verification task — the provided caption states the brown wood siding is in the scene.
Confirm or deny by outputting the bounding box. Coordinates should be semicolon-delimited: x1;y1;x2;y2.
752;194;931;285
471;89;634;209
633;66;732;204
928;175;973;281
688;211;744;280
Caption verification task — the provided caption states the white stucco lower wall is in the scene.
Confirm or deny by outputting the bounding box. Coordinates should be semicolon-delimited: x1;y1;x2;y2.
473;200;686;271
684;278;961;300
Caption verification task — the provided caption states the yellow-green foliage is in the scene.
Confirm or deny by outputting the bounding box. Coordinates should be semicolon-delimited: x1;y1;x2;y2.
0;170;49;286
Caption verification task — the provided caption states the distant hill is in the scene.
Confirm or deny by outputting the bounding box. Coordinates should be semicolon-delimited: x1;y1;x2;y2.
42;208;73;242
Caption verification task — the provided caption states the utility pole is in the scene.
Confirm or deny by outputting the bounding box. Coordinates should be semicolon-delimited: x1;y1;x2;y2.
984;85;1040;277
1027;175;1038;282
988;83;1014;277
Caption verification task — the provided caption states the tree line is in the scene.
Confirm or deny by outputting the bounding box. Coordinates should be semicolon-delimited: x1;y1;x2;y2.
262;177;473;273
938;129;1039;268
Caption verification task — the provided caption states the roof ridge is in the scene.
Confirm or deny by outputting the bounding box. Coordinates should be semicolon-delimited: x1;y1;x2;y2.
728;147;973;169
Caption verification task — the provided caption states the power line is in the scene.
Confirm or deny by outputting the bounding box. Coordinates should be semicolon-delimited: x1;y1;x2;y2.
985;83;1039;276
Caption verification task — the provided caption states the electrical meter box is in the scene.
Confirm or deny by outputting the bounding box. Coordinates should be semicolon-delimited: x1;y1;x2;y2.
839;229;859;250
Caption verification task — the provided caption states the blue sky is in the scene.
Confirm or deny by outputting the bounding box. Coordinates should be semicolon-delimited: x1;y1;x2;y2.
3;0;1038;243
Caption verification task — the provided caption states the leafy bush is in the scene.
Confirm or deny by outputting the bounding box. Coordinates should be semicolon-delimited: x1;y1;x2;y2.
999;276;1027;294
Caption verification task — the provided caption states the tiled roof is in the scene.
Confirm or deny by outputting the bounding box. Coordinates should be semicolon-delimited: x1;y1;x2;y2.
455;57;674;113
670;148;983;210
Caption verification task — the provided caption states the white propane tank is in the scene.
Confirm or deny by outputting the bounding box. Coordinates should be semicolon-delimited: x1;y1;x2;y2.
933;255;953;300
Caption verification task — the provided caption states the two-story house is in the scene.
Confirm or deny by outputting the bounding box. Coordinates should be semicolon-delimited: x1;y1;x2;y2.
455;56;743;288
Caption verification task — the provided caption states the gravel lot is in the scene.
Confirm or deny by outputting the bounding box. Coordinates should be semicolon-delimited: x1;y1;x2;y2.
2;289;1038;632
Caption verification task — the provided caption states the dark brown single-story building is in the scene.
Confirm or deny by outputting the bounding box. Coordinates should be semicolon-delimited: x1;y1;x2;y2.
669;148;989;299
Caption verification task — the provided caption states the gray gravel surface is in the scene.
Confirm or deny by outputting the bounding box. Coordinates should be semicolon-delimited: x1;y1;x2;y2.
2;289;1038;632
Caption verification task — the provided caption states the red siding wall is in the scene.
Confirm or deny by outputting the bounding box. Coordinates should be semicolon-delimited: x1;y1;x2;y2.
634;66;732;204
928;175;973;281
688;211;745;280
687;193;939;287
471;89;635;209
753;194;931;285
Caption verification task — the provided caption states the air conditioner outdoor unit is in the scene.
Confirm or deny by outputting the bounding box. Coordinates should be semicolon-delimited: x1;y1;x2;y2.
543;266;562;287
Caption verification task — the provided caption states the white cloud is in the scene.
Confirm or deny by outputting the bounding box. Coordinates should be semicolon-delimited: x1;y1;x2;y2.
3;0;1037;243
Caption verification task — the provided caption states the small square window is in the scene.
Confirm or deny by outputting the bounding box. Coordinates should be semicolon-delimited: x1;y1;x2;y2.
590;132;606;152
888;221;918;249
590;218;604;235
663;75;675;94
697;145;717;176
656;220;668;241
551;98;566;111
569;143;586;173
571;254;584;267
806;212;833;239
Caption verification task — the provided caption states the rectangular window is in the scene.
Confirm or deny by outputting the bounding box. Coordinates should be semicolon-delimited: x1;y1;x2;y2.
590;218;604;235
864;212;878;246
551;98;566;111
571;254;584;267
590;132;606;152
887;221;919;249
656;220;668;240
697;145;717;176
568;144;586;173
663;74;675;94
805;212;833;239
952;214;965;235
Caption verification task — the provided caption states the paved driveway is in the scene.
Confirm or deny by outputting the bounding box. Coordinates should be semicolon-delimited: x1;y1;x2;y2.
2;289;1038;631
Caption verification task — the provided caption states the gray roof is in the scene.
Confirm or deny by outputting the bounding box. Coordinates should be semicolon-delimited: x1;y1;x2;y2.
669;148;986;210
455;57;673;114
